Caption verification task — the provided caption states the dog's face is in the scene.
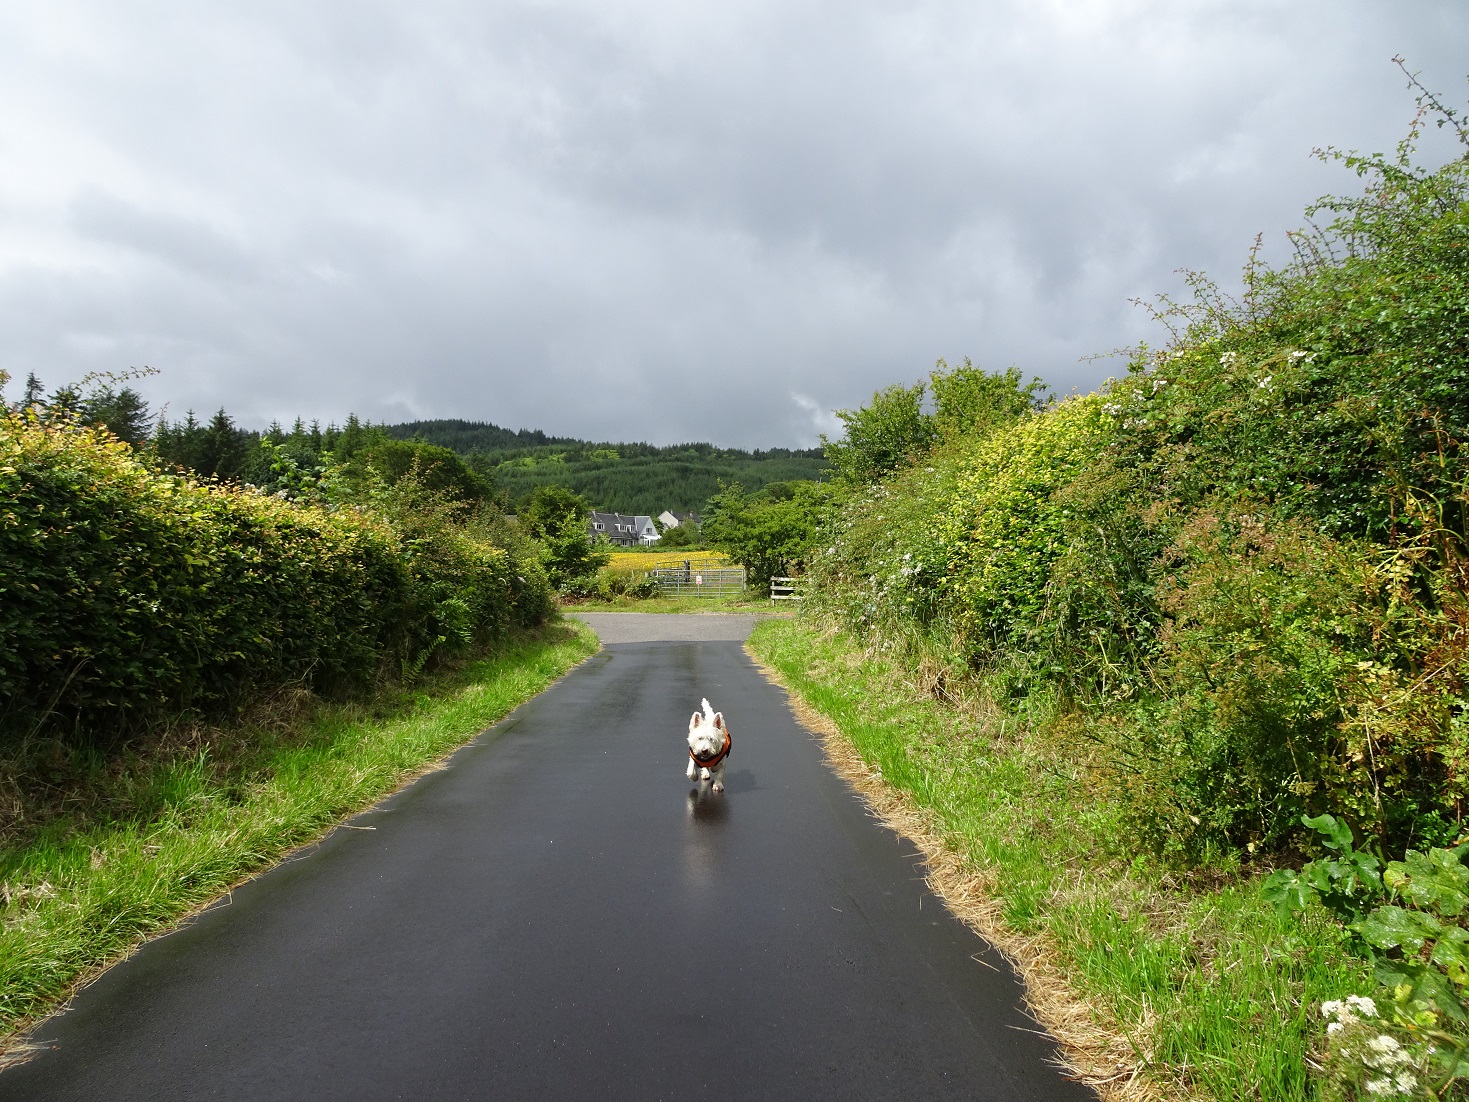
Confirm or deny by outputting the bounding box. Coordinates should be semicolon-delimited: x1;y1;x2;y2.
687;709;728;759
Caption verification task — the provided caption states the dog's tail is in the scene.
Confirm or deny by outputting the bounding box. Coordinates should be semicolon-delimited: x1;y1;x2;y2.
701;698;715;723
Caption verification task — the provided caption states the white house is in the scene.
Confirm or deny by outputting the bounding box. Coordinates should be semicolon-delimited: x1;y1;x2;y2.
588;511;660;547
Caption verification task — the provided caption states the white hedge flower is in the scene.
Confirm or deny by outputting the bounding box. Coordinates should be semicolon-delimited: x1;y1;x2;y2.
1348;996;1379;1018
1367;1035;1401;1057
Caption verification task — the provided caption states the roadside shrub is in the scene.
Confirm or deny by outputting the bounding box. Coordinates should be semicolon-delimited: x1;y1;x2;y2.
1083;100;1469;858
599;566;661;600
820;381;934;486
1104;121;1469;548
811;386;1107;687
517;484;609;591
655;521;699;549
934;395;1111;677
703;480;835;592
1266;816;1469;1097
807;443;970;650
820;359;1044;487
364;473;553;672
338;439;497;505
1100;514;1379;858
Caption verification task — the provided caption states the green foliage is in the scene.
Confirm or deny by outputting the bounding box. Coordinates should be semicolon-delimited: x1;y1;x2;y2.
146;403;392;492
1105;113;1469;547
382;417;576;453
1100;516;1389;858
810;79;1469;866
655;520;699;549
822;380;934;485
702;480;835;591
935;395;1109;667
78;385;153;447
811;394;1109;695
153;408;253;480
339;439;498;505
1266;814;1469;1096
1263;815;1386;926
0;406;551;741
580;566;662;602
930;359;1048;442
821;359;1044;486
517;484;609;590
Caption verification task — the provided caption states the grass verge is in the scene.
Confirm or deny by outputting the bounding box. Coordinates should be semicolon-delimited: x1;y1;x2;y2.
748;616;1366;1102
0;619;598;1054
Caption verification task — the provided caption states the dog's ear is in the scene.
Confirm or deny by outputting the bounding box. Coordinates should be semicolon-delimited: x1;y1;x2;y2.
712;712;724;730
690;712;703;728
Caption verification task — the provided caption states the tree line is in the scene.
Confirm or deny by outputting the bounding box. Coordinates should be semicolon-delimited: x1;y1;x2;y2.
4;381;828;519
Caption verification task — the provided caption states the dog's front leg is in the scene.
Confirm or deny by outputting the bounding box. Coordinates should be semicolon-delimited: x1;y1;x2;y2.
686;756;698;782
711;761;726;793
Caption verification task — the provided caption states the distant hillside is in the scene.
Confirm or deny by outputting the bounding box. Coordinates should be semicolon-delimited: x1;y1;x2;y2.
382;419;582;453
383;419;827;515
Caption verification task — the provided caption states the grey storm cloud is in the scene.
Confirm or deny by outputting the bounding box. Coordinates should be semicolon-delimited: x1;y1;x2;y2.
0;0;1465;447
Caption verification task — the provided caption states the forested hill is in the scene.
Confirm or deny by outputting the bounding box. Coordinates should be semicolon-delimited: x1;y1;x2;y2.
382;419;582;453
384;418;827;515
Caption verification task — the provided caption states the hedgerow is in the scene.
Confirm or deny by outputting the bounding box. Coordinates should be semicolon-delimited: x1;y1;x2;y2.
812;80;1469;861
0;405;552;742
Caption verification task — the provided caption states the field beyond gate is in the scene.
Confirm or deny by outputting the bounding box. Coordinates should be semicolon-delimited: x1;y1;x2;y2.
646;556;746;597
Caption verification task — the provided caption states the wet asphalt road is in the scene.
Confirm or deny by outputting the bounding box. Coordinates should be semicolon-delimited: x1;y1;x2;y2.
2;615;1093;1101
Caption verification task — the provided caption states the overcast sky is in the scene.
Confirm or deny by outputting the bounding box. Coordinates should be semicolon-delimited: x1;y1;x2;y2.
0;2;1464;448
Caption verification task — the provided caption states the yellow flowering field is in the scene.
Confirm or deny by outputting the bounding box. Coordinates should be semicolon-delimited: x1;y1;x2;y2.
605;550;729;573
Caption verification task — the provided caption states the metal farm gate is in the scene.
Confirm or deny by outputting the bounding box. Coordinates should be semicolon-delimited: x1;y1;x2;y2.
647;557;747;598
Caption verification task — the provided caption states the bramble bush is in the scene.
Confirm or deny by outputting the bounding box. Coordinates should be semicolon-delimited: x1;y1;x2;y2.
811;74;1469;863
1084;80;1469;859
0;399;552;743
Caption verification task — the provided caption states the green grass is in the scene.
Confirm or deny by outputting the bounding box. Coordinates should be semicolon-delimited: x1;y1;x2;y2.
749;616;1366;1101
0;620;599;1043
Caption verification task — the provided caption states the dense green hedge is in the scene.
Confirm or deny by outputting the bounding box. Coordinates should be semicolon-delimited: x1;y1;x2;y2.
810;118;1469;860
0;411;552;740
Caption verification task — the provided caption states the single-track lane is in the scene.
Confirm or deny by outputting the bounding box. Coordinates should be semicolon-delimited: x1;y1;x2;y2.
1;616;1092;1101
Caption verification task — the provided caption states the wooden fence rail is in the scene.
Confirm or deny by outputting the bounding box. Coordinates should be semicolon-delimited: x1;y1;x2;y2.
770;577;804;604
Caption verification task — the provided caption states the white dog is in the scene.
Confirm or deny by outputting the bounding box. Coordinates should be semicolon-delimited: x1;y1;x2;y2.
686;698;731;792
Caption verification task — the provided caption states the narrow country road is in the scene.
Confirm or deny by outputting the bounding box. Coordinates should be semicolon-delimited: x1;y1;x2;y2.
1;614;1094;1101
